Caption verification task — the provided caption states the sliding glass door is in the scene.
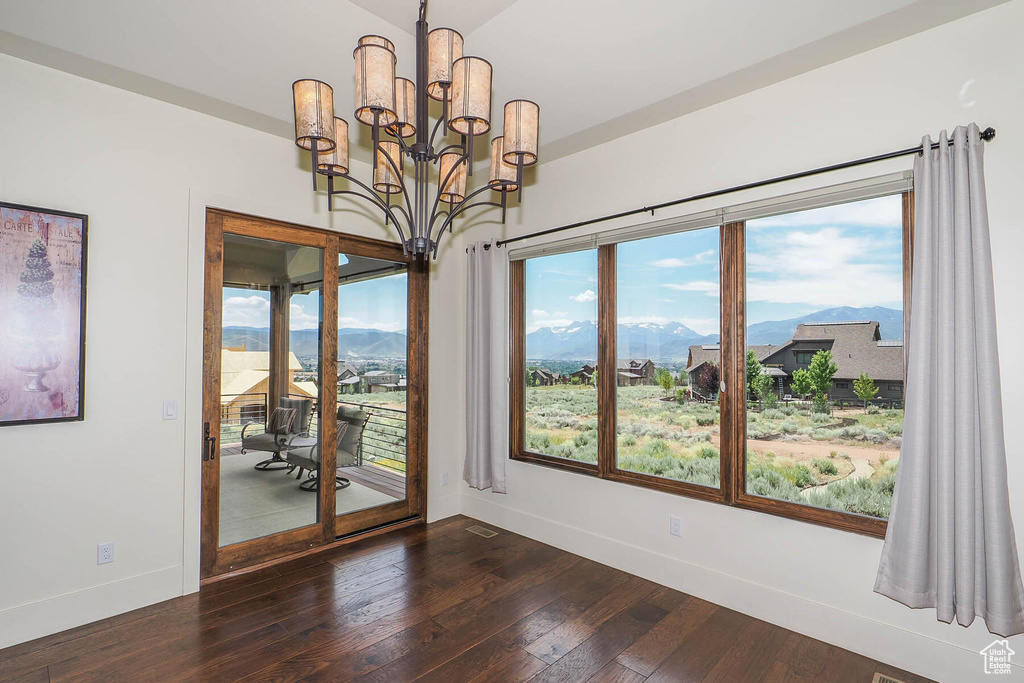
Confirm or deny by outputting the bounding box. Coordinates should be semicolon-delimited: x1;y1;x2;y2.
201;211;427;579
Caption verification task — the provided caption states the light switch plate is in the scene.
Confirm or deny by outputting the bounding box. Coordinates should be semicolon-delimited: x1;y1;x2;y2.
162;400;178;420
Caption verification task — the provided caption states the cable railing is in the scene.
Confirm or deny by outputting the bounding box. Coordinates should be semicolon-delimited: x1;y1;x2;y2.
219;392;268;445
218;391;406;475
339;399;407;474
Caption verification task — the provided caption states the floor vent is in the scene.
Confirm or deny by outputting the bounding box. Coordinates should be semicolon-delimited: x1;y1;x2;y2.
466;525;499;538
872;674;906;683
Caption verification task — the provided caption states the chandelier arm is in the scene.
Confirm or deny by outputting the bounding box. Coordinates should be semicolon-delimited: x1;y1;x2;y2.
388;133;412;155
431;199;503;259
379;146;417;231
434;143;467;159
426;149;471;237
432;182;501;239
428;110;448;150
329;177;410;248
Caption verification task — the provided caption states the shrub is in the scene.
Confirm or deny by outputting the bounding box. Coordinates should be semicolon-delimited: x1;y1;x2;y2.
675;388;686;404
864;428;890;444
807;472;895;518
696;414;716;426
811;413;832;424
780;405;797;416
866;405;880;414
780;421;798;434
746;464;803;502
762;409;785;420
620;433;637;447
885;421;903;435
811;394;829;414
813;458;838;475
838;425;868;440
695;444;719;459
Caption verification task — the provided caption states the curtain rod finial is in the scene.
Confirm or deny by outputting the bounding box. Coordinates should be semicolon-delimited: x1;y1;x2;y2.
981;127;996;141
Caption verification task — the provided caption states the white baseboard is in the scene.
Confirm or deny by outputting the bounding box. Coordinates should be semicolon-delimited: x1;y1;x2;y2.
461;494;1011;683
0;566;183;650
427;492;461;523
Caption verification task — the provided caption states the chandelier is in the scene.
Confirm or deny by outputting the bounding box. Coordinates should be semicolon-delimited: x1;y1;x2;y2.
291;0;540;259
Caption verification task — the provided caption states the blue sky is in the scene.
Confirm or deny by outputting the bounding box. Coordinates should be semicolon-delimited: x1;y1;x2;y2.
222;271;408;332
525;194;904;336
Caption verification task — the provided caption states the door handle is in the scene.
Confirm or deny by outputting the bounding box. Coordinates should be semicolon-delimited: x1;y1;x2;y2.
204;422;217;461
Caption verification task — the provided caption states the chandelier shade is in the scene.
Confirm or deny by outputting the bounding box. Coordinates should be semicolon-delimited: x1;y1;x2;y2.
358;34;395;51
353;42;398;126
317;117;349;176
290;0;540;259
449;57;492;136
292;79;335;152
438;151;468;202
426;28;463;101
488;136;518;192
502;99;540;166
373;141;403;193
390;77;417;139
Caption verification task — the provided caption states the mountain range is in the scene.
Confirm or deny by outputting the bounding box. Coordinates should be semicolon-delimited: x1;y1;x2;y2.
526;306;903;361
222;327;408;358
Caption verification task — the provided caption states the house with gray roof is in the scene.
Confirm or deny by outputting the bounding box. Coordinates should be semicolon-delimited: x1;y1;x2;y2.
685;321;904;402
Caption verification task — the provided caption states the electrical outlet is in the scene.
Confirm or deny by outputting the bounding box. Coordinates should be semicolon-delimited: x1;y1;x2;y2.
441;471;450;486
97;542;115;565
669;516;682;537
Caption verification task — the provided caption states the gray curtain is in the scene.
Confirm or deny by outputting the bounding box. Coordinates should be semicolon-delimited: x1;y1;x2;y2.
463;240;508;493
875;124;1024;636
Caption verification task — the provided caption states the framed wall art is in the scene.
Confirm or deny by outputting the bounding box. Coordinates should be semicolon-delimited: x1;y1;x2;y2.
0;202;87;426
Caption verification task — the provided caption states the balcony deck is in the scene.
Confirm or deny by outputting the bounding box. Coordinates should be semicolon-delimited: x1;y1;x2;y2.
220;443;406;500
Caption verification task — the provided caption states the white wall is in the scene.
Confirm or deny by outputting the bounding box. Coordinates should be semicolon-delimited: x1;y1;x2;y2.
460;2;1024;681
0;52;466;647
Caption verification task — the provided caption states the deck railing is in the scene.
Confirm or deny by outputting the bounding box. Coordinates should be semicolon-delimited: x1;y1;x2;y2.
219;392;406;474
339;399;407;474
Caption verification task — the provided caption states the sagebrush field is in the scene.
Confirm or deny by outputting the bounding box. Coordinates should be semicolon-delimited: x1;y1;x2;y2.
526;384;901;518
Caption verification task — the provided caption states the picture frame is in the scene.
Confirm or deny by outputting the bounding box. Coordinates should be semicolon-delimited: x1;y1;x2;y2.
0;201;88;426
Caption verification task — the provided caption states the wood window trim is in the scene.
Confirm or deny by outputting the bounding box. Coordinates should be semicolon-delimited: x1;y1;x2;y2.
509;191;913;539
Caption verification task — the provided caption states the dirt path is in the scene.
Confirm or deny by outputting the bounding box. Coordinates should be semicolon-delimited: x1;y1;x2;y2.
799;456;875;498
710;432;897;469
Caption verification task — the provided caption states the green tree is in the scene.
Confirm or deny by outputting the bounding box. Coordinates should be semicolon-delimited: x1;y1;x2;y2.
656;368;674;394
591;368;598;387
790;368;813;398
525;370;537;387
854;372;879;411
807;350;838;413
807;350;838;396
746;350;773;401
570;375;581;386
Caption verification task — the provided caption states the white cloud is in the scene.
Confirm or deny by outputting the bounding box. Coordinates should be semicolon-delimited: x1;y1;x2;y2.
746;226;903;308
527;308;573;333
289;301;320;330
656;298;676;303
649;250;716;268
571;289;597;302
747;195;902;230
338;316;406;333
663;280;720;297
222;295;270;328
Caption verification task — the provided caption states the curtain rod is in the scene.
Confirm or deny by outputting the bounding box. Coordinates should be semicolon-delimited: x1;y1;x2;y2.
495;126;996;248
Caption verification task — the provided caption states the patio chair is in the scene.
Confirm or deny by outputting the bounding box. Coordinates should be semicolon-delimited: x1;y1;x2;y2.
286;405;369;492
242;396;314;471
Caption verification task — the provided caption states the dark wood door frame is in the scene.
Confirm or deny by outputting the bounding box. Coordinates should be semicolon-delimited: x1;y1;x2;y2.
201;209;429;580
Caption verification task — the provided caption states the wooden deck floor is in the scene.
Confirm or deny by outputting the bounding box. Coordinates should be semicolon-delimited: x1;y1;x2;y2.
0;515;934;683
221;443;406;499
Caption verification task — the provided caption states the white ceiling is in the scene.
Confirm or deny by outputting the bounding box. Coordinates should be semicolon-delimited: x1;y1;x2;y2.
0;0;1008;163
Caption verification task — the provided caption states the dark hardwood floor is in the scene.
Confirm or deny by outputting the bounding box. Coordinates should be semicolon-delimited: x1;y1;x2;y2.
0;515;934;683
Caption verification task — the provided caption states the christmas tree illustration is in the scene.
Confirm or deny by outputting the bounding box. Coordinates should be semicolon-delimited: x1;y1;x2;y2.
8;238;63;392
